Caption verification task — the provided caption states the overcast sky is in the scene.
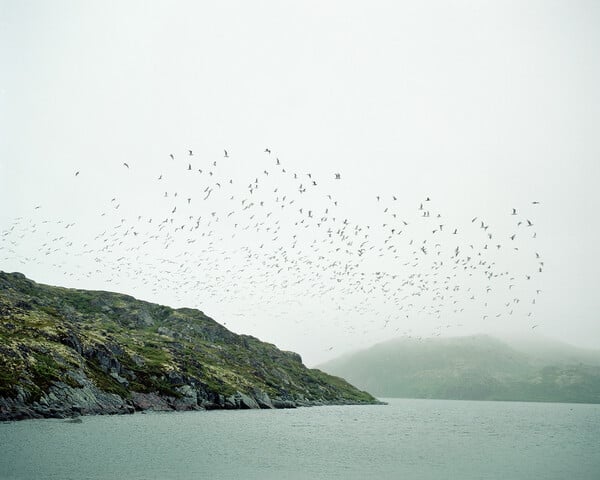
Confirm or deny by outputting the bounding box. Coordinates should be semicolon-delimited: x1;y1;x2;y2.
1;1;599;365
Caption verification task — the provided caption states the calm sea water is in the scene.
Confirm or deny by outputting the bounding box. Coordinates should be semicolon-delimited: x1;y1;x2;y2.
1;398;599;480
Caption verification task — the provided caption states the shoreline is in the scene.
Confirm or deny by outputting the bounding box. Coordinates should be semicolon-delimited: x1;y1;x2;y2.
1;380;385;422
1;388;386;422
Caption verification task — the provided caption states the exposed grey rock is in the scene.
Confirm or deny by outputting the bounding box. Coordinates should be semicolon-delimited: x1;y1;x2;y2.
173;385;201;411
135;309;155;327
131;392;172;411
0;271;380;421
61;332;83;355
0;375;133;421
272;399;297;409
223;391;261;409
157;326;175;337
110;371;129;387
252;388;274;409
130;354;145;367
238;392;259;409
65;370;87;387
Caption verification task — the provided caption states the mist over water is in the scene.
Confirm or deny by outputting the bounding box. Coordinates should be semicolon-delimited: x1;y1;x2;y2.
1;399;599;480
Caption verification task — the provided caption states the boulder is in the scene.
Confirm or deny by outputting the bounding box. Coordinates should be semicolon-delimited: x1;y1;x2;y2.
252;388;274;409
173;385;200;411
225;392;260;409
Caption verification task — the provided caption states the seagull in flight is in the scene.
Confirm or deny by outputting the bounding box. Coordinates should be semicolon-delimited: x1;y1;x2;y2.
224;149;229;158
123;163;129;169
335;173;341;179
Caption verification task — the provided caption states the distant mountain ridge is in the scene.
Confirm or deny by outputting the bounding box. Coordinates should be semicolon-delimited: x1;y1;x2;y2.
319;335;600;404
0;271;379;421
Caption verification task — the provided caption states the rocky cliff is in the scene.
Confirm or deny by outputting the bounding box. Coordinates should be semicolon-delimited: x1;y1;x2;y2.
0;272;378;420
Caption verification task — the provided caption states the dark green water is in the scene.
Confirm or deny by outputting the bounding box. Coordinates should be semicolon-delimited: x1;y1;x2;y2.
1;398;599;479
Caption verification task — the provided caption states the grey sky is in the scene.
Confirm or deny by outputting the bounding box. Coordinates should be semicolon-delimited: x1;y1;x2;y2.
1;1;599;365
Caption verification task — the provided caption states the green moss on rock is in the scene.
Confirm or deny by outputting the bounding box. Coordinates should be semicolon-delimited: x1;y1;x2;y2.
0;271;379;417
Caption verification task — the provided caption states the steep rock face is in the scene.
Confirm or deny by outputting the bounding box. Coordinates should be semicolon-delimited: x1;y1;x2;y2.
0;272;379;420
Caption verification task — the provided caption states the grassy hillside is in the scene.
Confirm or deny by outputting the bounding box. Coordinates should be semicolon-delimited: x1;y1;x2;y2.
319;335;600;404
0;271;378;420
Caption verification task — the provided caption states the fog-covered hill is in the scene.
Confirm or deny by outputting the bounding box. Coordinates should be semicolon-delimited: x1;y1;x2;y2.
319;335;600;404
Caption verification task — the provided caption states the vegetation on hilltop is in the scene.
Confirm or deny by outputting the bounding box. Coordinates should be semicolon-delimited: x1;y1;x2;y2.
319;335;600;404
0;271;378;420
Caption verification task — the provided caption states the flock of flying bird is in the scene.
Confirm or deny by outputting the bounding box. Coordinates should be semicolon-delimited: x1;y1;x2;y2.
1;148;545;348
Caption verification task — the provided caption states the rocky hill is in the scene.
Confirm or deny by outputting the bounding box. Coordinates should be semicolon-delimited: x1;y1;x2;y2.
0;272;378;420
319;335;600;404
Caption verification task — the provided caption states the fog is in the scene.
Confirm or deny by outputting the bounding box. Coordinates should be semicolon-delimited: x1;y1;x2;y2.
1;0;599;365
